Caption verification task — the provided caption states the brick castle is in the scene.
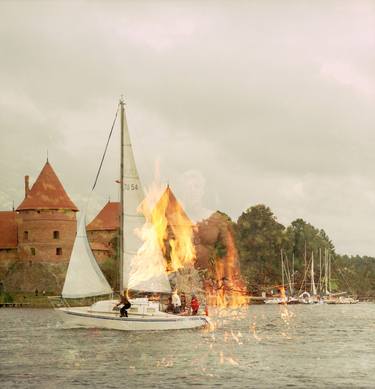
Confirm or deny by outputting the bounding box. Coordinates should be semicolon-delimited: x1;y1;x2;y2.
0;161;78;263
0;160;242;293
0;161;120;292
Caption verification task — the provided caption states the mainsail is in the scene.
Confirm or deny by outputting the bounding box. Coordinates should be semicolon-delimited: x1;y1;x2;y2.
121;103;171;293
62;215;112;298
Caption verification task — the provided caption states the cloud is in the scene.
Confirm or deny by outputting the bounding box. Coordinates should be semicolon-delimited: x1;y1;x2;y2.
320;61;374;97
0;1;374;255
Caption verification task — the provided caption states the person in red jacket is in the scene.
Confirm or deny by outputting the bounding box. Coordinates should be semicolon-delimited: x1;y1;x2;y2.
190;295;200;315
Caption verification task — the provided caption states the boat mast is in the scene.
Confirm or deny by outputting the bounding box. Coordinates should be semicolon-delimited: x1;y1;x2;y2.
119;97;125;294
328;252;332;293
324;248;328;295
304;240;307;291
311;251;316;296
292;252;295;296
286;253;293;296
281;249;284;290
319;248;322;294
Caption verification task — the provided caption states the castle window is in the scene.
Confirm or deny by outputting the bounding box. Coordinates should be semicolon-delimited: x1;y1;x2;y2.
24;231;29;241
30;247;36;256
56;247;62;256
53;231;60;239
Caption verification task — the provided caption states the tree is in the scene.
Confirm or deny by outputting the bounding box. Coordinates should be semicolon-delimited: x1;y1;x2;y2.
284;219;335;290
235;204;287;292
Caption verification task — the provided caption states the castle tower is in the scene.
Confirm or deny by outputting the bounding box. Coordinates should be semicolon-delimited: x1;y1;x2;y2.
151;185;195;271
86;201;120;263
16;161;78;262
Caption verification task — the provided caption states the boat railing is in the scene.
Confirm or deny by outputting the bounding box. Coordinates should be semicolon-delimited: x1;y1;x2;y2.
47;296;70;309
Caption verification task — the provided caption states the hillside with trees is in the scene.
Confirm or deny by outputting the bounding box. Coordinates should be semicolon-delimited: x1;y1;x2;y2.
229;204;375;299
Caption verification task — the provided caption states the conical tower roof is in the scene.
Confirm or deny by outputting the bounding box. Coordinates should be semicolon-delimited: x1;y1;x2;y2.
17;161;78;211
86;201;120;231
152;185;193;228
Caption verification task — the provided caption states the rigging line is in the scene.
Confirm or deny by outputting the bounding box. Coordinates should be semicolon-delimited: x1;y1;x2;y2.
91;103;120;191
332;255;352;294
284;253;292;288
297;255;313;296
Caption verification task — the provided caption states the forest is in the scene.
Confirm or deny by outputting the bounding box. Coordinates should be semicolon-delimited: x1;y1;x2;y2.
233;204;375;299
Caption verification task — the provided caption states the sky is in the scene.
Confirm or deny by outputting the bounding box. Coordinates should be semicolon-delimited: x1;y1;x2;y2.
0;1;374;256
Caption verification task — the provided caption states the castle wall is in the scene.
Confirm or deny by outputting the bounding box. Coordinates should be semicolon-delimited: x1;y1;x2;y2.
87;229;118;262
0;249;18;262
92;249;110;263
17;209;77;262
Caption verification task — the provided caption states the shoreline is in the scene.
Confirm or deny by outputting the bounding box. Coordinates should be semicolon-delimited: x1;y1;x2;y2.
1;294;374;309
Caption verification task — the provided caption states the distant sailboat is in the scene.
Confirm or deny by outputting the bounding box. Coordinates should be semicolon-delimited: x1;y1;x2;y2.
55;98;210;330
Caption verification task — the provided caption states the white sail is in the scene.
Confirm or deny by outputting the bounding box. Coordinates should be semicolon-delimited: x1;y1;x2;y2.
62;215;112;298
127;221;172;293
122;108;171;293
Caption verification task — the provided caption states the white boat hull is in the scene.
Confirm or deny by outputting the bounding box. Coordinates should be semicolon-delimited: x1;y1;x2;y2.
56;306;210;331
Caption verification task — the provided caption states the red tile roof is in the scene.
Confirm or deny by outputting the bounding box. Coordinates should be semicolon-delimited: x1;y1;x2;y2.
17;161;78;211
87;201;120;231
0;211;17;248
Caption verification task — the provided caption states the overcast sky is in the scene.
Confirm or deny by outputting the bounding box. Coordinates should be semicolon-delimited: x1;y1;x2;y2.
0;1;374;256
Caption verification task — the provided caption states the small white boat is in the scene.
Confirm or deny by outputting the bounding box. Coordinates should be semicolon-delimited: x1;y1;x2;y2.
325;296;359;305
265;297;283;304
56;99;209;331
57;299;209;331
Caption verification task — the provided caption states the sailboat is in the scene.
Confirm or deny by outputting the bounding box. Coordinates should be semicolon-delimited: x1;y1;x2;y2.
55;98;210;330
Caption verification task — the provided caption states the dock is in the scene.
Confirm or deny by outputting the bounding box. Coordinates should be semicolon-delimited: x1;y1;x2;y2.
0;302;31;308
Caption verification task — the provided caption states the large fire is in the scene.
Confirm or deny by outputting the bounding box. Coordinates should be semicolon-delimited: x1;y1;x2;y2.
132;180;248;315
199;213;248;314
151;185;196;272
126;181;170;292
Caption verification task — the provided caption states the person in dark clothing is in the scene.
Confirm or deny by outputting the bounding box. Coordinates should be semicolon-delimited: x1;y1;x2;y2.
116;292;131;317
165;296;174;313
180;292;187;312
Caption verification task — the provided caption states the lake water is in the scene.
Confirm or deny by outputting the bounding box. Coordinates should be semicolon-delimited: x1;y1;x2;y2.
0;304;374;388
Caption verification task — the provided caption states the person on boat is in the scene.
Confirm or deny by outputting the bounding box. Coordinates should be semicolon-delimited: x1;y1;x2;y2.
116;291;131;317
180;292;186;312
172;290;181;314
165;296;174;313
190;294;200;315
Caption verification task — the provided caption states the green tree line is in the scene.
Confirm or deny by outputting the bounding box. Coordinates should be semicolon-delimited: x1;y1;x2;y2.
233;204;375;298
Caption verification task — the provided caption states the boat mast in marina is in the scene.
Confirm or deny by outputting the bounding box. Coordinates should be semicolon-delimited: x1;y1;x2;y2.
119;98;125;293
311;251;317;296
292;253;295;295
319;248;322;294
324;248;329;295
281;249;284;291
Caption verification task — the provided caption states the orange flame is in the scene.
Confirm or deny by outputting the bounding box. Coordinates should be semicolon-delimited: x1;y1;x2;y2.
151;186;196;272
134;176;248;318
126;180;171;291
206;225;247;311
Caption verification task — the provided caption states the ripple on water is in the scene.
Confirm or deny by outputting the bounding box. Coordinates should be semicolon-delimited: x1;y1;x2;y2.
1;305;375;388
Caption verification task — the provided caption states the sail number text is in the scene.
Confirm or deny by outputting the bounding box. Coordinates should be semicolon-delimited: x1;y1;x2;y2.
125;183;138;191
